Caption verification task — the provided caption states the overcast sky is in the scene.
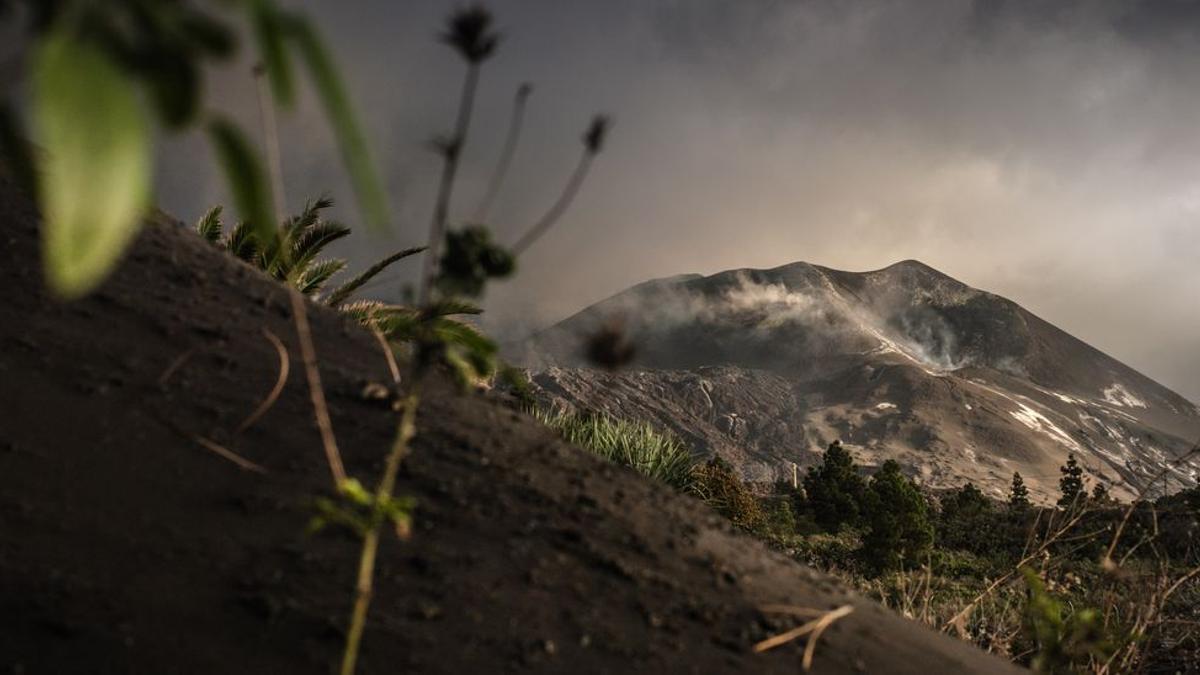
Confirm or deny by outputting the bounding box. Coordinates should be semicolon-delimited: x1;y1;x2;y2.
155;0;1200;402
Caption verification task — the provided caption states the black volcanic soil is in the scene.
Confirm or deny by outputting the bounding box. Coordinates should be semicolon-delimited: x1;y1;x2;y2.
0;177;1020;674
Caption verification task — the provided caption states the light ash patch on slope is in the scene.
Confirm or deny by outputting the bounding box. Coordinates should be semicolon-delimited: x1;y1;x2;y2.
1102;383;1148;409
1008;403;1085;454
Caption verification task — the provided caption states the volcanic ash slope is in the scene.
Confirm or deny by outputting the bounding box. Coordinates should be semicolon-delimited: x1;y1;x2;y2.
518;260;1200;502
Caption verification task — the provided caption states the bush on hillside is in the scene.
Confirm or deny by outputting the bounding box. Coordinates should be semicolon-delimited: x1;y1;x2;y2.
690;456;765;532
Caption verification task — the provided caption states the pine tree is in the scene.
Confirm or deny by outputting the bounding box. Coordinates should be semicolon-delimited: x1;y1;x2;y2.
802;440;866;533
939;482;996;553
1058;454;1085;510
1009;471;1031;512
860;460;933;574
1091;482;1111;504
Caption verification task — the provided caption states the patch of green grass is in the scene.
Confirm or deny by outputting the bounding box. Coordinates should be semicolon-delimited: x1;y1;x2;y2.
534;409;695;490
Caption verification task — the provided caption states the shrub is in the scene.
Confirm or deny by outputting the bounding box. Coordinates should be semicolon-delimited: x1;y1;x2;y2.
533;409;695;490
939;482;999;554
690;457;765;532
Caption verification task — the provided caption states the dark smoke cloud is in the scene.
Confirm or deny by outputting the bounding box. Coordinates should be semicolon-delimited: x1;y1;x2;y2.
153;0;1200;402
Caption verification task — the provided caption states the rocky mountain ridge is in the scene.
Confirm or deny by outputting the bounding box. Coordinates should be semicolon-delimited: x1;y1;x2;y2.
516;260;1200;502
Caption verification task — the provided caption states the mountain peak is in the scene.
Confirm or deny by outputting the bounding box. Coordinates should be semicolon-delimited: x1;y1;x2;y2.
519;259;1200;500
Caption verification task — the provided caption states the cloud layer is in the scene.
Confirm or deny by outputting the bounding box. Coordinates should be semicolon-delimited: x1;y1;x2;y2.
153;0;1200;402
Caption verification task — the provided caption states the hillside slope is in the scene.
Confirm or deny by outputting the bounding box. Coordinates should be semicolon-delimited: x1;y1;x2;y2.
0;178;1021;673
518;261;1200;501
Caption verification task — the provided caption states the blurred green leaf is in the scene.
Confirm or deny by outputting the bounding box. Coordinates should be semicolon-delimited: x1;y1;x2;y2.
208;117;277;251
288;17;389;231
144;49;201;128
339;477;373;506
249;0;294;105
178;11;237;58
32;30;150;299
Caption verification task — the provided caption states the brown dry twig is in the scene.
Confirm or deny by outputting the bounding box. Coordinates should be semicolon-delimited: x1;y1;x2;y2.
754;604;855;671
194;436;267;474
158;347;199;386
288;287;347;487
235;328;290;434
370;327;401;386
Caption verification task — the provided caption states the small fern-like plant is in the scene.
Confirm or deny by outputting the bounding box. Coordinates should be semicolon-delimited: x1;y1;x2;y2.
533;409;695;490
194;197;424;304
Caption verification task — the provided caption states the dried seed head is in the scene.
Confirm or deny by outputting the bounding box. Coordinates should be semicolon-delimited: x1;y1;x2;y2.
441;5;500;63
584;115;610;154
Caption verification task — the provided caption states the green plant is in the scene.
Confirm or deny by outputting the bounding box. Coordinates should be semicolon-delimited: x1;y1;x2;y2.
194;198;423;303
533;409;695;490
297;8;609;674
5;0;388;298
9;3;608;672
1022;568;1113;673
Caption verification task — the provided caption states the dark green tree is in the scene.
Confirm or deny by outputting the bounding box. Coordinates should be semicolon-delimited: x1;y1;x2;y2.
1058;454;1085;510
860;460;934;574
1090;482;1111;505
802;440;866;533
1009;471;1031;512
939;482;997;554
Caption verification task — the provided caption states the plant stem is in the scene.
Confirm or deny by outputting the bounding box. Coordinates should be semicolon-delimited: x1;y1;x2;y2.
473;83;531;223
510;150;593;255
339;388;421;675
419;63;481;306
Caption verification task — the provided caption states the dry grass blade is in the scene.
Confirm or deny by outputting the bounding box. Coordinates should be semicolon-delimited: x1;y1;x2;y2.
194;436;267;473
371;327;401;385
288;286;346;487
753;604;854;671
158;347;198;385
235;327;290;434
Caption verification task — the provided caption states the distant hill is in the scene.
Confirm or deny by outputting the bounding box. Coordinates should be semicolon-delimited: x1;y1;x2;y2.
515;260;1200;502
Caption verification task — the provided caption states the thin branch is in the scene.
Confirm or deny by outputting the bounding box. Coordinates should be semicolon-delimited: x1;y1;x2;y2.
510;151;593;256
194;436;267;474
235;328;291;434
472;83;531;223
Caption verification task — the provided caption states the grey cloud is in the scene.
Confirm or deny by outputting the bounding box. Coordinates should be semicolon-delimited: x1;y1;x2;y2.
153;0;1200;403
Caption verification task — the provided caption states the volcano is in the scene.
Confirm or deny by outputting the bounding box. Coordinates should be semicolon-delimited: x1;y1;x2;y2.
517;260;1200;502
